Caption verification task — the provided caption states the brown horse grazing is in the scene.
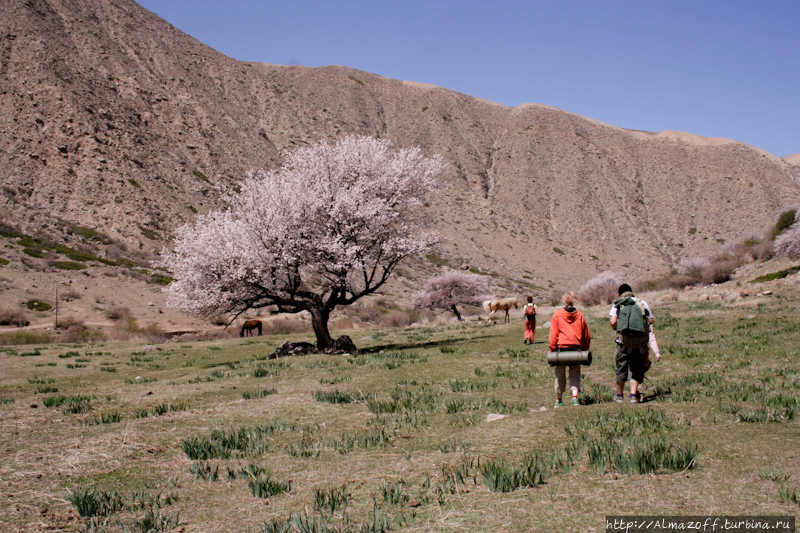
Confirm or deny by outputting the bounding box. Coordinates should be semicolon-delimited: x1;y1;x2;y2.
240;320;262;337
483;297;518;323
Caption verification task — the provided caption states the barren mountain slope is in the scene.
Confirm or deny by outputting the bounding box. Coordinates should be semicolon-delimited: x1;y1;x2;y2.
1;0;799;292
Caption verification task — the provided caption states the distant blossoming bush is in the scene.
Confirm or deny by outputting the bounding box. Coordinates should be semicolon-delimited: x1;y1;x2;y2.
412;271;492;321
775;224;800;259
677;256;711;280
577;271;623;306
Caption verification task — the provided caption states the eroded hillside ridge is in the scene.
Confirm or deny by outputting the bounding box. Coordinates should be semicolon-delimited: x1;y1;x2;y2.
1;0;799;286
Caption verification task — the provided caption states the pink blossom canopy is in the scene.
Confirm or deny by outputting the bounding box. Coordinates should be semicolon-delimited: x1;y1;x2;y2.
158;136;442;334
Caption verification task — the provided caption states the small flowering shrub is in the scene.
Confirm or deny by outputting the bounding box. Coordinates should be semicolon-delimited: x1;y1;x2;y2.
412;272;492;321
577;271;623;306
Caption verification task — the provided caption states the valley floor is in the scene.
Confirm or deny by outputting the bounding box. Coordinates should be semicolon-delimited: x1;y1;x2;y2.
1;285;799;532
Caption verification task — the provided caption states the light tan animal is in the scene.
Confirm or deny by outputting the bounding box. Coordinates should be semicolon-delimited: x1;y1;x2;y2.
484;297;518;323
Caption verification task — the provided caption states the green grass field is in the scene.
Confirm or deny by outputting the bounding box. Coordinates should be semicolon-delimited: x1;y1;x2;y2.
1;288;799;532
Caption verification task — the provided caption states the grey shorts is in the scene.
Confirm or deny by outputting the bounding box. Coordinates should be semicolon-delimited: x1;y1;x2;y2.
615;342;646;383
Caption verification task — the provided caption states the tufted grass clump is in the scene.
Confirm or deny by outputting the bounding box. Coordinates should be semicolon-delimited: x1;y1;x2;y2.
439;345;465;354
736;406;796;423
120;508;181;532
252;363;283;378
242;388;277;400
68;487;125;518
182;436;227;460
259;505;391;533
578;381;616;405
170;401;189;412
761;469;791;483
189;461;219;481
370;350;420;362
285;440;321;458
182;422;295;460
100;411;121;424
449;378;498;393
445;398;466;414
313;389;369;404
367;398;400;414
558;409;696;476
779;485;799;506
328;426;392;454
499;348;529;360
484;397;528;414
314;483;350;513
585;434;697;475
481;452;549;493
249;474;292;498
43;394;93;413
379;480;408;506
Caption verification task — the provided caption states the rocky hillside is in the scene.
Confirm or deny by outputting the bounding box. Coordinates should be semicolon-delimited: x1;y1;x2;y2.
1;0;799;293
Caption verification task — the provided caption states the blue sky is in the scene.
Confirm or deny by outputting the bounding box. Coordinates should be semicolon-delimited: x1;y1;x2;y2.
137;1;799;157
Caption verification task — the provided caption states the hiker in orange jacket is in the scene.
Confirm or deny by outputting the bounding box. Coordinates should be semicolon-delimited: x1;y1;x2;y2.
549;292;591;407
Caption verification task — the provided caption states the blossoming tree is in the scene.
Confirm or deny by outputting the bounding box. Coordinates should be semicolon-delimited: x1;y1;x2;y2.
412;271;492;321
158;136;442;349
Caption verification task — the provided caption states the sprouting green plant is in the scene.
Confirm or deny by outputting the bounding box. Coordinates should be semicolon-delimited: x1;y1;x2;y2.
68;487;125;518
778;485;799;506
249;474;291;498
380;480;408;506
445;399;465;414
242;388;277;399
481;452;549;492
313;389;368;404
100;411;120;424
119;507;181;532
182;422;294;460
169;401;189;412
189;461;219;481
761;470;791;483
314;483;350;513
253;364;282;378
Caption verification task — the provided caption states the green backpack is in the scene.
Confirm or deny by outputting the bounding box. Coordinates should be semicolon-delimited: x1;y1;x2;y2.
614;296;649;349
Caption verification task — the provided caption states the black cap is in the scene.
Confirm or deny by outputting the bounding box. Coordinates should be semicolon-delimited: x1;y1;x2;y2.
618;283;632;295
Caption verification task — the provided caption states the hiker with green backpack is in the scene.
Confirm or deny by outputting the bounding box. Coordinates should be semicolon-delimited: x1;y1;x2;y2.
609;284;653;403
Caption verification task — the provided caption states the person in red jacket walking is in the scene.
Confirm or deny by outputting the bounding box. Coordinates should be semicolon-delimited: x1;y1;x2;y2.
523;296;537;344
549;292;591;407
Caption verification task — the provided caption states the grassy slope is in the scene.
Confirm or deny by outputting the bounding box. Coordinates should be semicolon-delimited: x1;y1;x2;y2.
1;288;799;532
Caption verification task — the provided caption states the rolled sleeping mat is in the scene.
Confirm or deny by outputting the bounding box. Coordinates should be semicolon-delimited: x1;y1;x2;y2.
547;350;592;366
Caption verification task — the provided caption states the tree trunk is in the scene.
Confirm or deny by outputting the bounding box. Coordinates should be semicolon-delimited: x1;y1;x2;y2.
451;304;463;321
309;305;334;350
